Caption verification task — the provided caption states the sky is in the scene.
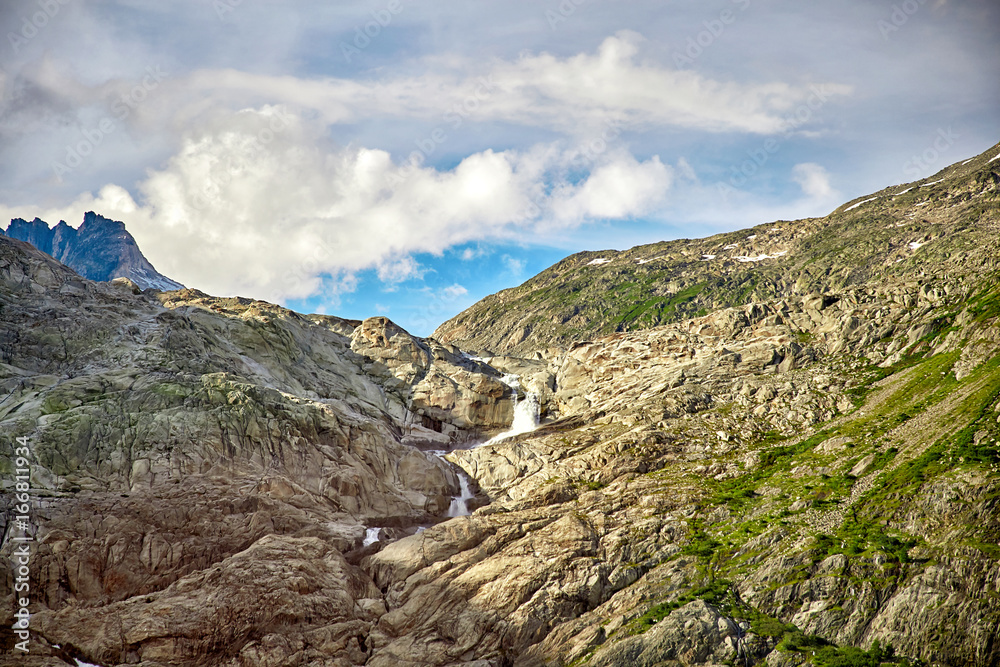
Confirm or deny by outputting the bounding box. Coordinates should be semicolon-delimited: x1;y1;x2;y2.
0;0;997;335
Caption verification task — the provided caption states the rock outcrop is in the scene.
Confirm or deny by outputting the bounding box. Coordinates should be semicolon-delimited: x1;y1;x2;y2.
3;211;184;291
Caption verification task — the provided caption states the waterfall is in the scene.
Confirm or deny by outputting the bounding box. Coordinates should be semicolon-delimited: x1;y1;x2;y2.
508;392;540;435
446;471;475;517
363;527;382;546
483;373;540;446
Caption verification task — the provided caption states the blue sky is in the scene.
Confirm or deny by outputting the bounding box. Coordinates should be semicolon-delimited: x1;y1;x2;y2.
1;0;997;335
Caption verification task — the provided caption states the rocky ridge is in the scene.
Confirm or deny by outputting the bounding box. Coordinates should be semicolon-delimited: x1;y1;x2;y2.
1;143;999;667
434;142;1000;356
2;212;184;291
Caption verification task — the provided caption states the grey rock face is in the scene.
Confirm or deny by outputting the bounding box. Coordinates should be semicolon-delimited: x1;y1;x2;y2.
4;211;184;291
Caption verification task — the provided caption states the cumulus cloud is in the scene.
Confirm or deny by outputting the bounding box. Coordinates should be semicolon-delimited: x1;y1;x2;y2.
549;152;672;224
791;162;836;199
2;106;675;303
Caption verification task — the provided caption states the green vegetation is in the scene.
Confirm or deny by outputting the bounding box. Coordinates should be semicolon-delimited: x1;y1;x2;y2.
608;281;707;332
629;578;729;634
967;280;1000;323
811;515;919;564
779;636;924;667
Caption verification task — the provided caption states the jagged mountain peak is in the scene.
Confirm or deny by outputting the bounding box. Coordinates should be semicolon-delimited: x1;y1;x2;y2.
3;211;184;291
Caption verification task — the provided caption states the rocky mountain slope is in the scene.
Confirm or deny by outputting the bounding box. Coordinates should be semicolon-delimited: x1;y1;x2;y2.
435;142;1000;357
2;212;183;291
1;143;999;667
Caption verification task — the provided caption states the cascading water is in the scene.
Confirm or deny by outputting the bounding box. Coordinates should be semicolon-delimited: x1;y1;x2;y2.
433;371;539;521
482;373;540;446
362;527;382;546
446;471;476;517
508;392;540;435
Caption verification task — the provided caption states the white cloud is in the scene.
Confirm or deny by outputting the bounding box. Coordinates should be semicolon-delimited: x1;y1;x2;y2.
549;151;673;224
791;162;836;199
440;284;468;301
460;245;490;261
502;255;525;276
1;106;675;303
377;256;426;285
6;31;851;149
0;30;853;306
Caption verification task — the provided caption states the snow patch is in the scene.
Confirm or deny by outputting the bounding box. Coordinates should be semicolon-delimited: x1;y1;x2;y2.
700;254;716;261
733;251;787;262
845;197;877;211
961;158;974;165
75;661;104;667
894;188;912;196
908;241;925;250
919;179;943;188
637;256;664;264
586;258;611;266
723;244;738;250
746;234;757;239
989;153;1000;163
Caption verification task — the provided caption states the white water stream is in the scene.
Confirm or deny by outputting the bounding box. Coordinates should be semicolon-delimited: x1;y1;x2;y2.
446;471;476;517
362;527;382;546
483;373;540;446
432;372;542;519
